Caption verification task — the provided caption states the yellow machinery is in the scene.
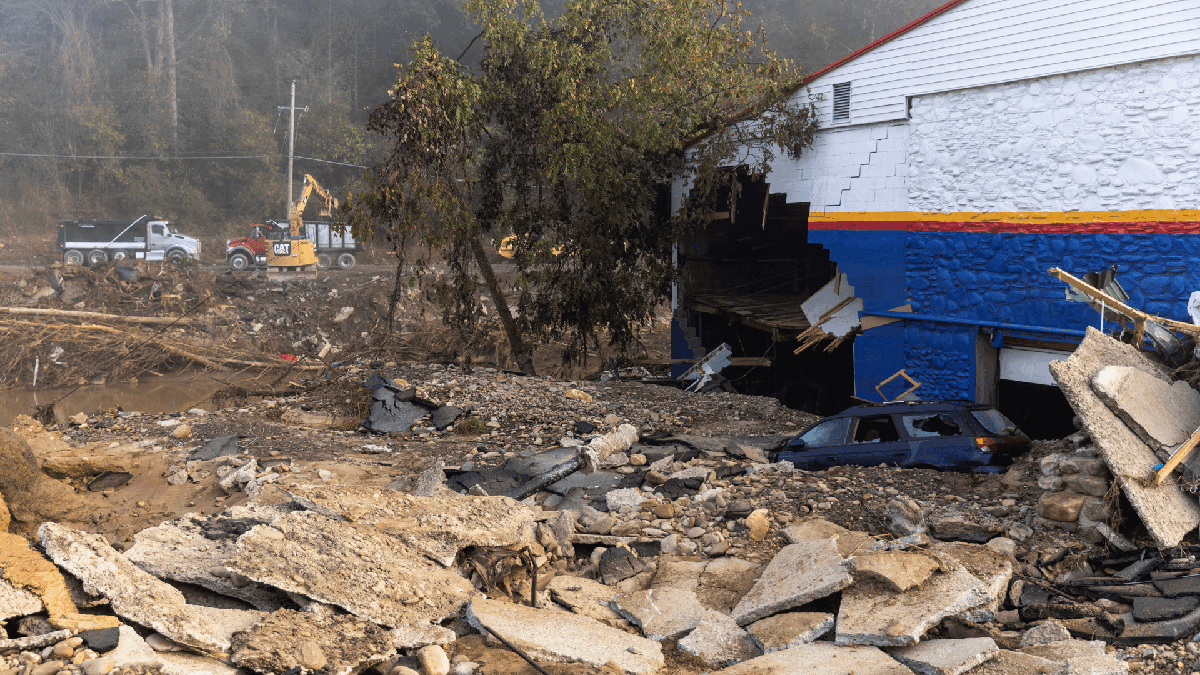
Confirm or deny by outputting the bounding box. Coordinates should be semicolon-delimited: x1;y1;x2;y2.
267;174;336;272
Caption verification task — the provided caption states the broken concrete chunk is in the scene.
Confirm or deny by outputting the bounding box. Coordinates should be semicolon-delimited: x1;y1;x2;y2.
709;642;911;675
651;557;761;614
677;609;761;668
158;651;239;675
960;649;1064;675
1115;604;1200;644
746;612;834;653
466;597;664;675
1019;639;1106;661
606;487;645;512
847;551;939;593
548;576;628;628
731;538;852;626
107;626;163;670
782;517;878;558
0;575;43;621
882;496;927;537
283;485;535;567
231;609;396;675
125;510;289;611
1064;654;1130;675
1133;596;1200;621
219;459;258;495
1091;365;1200;452
38;523;230;654
1019;619;1073;646
390;622;457;649
835;568;990;647
1049;328;1200;548
228;511;478;628
930;542;1014;623
888;637;999;675
611;587;708;641
598;547;645;585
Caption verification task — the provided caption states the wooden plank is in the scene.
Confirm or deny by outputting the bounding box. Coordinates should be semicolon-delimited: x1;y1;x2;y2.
1155;426;1200;485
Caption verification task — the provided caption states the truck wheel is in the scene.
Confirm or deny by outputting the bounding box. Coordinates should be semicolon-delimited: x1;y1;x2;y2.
110;251;128;261
63;250;84;266
165;249;188;264
228;253;250;271
337;253;356;270
87;250;108;265
316;254;332;270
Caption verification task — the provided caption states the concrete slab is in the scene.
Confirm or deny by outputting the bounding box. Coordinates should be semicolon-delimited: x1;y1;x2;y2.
1115;604;1200;644
230;609;396;675
1065;654;1129;675
783;518;879;558
547;576;628;628
611;587;708;640
677;609;762;668
835;567;990;647
1091;365;1200;452
1048;328;1200;548
964;650;1067;675
38;522;230;655
465;597;664;675
747;612;834;652
730;538;852;626
887;637;999;675
158;652;238;675
1133;596;1199;621
283;485;535;567
652;557;762;614
848;551;940;593
125;506;291;611
229;511;478;629
0;576;42;621
931;542;1014;623
1019;639;1106;661
710;642;912;675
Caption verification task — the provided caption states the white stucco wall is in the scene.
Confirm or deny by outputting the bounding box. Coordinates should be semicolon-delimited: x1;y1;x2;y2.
908;52;1200;213
772;121;909;212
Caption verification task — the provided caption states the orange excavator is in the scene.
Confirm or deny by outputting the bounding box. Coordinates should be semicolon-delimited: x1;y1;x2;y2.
266;174;337;273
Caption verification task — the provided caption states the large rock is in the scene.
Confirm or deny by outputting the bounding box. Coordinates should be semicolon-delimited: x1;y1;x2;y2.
747;613;834;652
611;587;708;640
0;429;88;532
1091;365;1200;452
547;576;628;628
677;610;761;668
848;551;939;593
283;485;535;567
125;505;291;611
465;597;663;675
229;511;478;629
835;568;990;647
1037;492;1089;522
38;523;229;653
651;557;761;614
889;637;999;675
1049;328;1200;548
709;642;912;674
730;538;852;626
230;609;396;675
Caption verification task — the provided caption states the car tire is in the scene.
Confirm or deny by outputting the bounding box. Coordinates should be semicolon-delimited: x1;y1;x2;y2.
337;253;356;270
228;253;250;271
63;250;84;266
316;254;332;270
87;250;108;265
165;249;188;264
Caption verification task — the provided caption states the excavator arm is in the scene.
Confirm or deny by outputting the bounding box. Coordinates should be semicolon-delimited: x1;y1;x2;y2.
288;174;336;238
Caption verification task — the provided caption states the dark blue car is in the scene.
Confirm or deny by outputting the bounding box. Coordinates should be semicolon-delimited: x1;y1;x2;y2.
773;400;1030;473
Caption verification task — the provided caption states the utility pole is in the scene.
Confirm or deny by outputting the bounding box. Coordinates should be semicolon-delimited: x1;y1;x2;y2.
287;79;296;212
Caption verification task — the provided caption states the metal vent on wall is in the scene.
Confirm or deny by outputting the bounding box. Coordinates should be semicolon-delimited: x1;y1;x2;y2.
833;82;851;121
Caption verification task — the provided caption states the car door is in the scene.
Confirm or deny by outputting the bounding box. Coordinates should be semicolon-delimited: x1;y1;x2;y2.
844;414;909;467
898;412;972;469
779;417;852;470
146;223;169;260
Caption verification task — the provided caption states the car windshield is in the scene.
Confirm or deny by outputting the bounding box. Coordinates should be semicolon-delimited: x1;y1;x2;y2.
901;413;962;438
971;409;1017;435
797;418;852;448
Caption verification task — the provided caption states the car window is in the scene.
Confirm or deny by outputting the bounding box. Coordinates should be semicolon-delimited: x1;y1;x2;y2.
851;415;901;444
901;413;963;438
797;418;852;449
971;409;1017;435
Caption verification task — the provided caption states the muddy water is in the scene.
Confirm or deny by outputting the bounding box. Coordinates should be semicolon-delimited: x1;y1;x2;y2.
1;372;264;425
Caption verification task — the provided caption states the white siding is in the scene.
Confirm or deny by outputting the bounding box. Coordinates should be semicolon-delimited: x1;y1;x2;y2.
770;122;908;212
799;0;1200;128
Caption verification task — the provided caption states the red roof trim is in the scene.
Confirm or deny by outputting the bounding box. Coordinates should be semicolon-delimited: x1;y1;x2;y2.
795;0;972;89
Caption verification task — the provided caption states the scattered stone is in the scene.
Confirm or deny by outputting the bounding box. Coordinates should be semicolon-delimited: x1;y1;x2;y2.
416;645;449;675
80;658;114;675
390;623;458;650
745;509;770;540
889;637;999;675
677;609;761;668
835;568;990;647
230;609;396;675
465;597;664;675
709;642;911;674
1037;492;1090;522
1020;620;1072;646
38;523;230;654
847;551;939;593
731;538;852;626
605;488;644;512
171;424;191;439
882;496;927;536
77;628;120;653
747;613;834;653
611;587;707;640
926;512;1004;544
598;547;645;586
430;407;463;432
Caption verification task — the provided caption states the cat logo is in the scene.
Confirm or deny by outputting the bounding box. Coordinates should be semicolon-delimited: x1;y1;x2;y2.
272;241;291;256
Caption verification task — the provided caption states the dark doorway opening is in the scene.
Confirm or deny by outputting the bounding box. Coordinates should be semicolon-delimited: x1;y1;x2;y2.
997;380;1077;440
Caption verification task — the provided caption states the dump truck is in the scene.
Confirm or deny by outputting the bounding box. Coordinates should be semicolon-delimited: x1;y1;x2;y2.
57;216;202;265
225;219;363;271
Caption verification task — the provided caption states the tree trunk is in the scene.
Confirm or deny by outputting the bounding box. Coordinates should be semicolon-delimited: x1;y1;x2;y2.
165;0;178;147
469;236;535;375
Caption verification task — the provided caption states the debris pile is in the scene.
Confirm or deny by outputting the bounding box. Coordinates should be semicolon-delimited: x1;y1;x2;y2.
1033;431;1126;550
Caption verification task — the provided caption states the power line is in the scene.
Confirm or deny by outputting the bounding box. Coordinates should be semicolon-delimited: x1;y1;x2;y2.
0;152;367;168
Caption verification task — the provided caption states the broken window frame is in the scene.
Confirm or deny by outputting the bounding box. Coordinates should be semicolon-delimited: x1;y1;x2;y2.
900;413;963;439
849;414;900;444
